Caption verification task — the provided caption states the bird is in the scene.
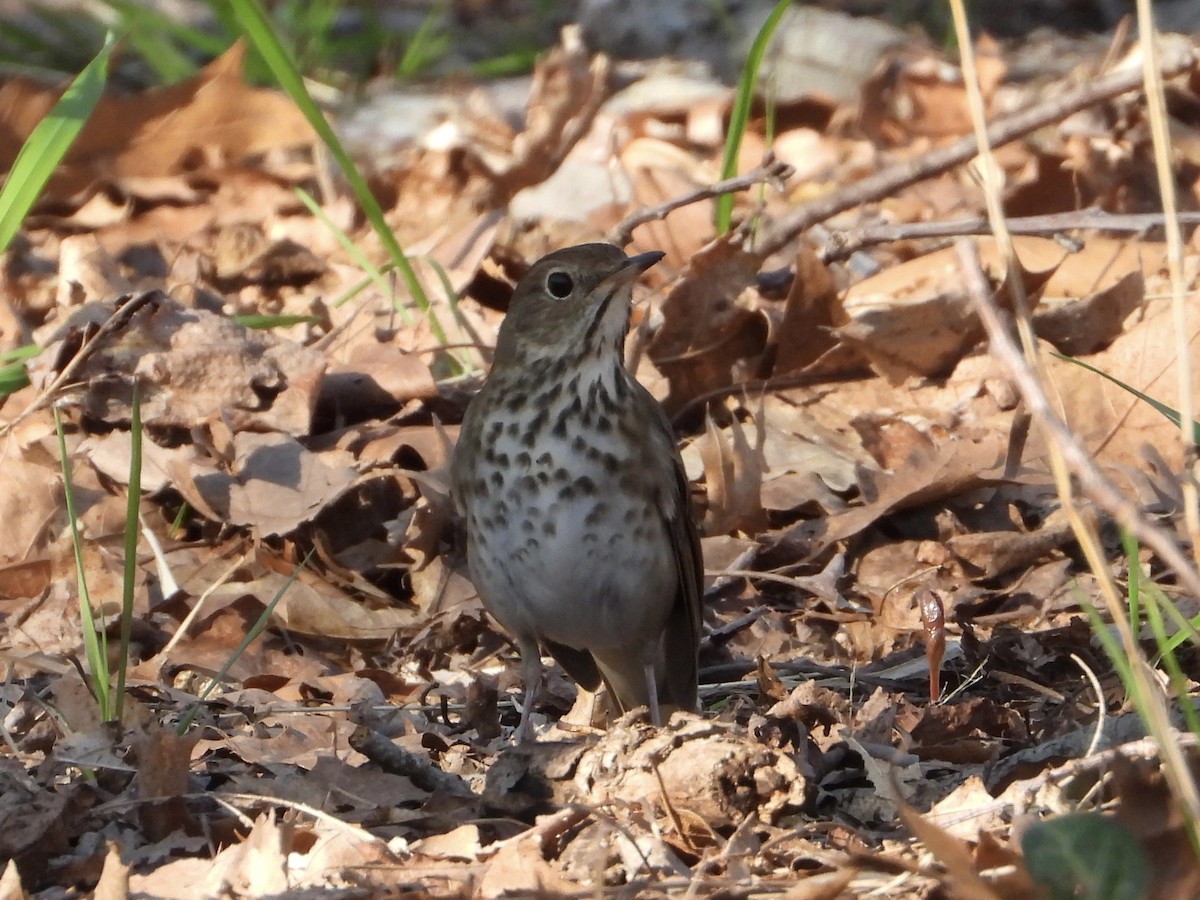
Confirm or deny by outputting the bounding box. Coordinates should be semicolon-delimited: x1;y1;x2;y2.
451;242;702;740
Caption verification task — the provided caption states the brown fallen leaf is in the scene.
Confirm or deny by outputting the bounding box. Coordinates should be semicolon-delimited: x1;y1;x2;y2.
777;421;1008;561
225;432;357;537
652;234;766;415
769;241;846;375
32;292;326;435
696;401;768;534
896;803;1002;900
0;43;314;203
835;235;1066;382
0;559;51;600
860;35;1006;145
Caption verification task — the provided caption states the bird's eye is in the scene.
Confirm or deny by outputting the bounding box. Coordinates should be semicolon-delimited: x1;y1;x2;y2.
545;270;574;299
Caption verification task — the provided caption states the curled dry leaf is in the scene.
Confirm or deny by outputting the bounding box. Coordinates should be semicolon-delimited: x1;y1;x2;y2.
32;292;325;435
652;235;765;414
758;392;871;514
0;457;63;565
769;242;846;376
166;431;356;538
835;235;1067;382
0;559;52;601
945;506;1077;580
378;27;613;248
777;421;1008;561
481;26;614;207
1052;298;1200;475
478;811;591;896
0;771;75;887
860;36;1007;145
1031;236;1161;355
696;402;768;535
81;429;202;494
270;572;425;641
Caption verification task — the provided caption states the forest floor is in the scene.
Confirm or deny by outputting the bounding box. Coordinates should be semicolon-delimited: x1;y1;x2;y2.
0;3;1199;897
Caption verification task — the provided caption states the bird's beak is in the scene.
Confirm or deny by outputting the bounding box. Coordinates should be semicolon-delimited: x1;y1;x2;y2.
600;250;665;290
626;250;666;273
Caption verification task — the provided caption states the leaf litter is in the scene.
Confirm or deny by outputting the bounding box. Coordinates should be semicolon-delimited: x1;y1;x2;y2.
0;11;1199;899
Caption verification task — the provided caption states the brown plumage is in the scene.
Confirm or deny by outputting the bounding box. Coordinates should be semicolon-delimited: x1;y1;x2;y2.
451;243;702;739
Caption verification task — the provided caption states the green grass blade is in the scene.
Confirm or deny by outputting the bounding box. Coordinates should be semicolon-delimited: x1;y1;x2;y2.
0;344;41;364
330;266;396;308
0;33;114;253
113;384;142;723
0;360;30;398
1083;599;1135;696
1143;580;1200;737
1054;351;1200;443
0;344;39;399
715;0;789;234
227;0;441;340
232;313;322;330
55;407;111;720
471;48;538;79
175;550;313;734
101;0;228;57
397;0;449;80
1122;528;1141;634
292;186;400;317
421;254;475;375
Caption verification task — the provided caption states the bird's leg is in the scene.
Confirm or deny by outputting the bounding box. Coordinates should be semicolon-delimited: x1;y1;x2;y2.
643;661;662;727
517;641;544;741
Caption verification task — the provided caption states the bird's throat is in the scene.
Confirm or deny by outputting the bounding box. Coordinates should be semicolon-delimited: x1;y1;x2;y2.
581;287;629;358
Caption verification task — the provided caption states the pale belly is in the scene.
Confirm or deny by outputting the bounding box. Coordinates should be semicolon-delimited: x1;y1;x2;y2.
463;435;676;653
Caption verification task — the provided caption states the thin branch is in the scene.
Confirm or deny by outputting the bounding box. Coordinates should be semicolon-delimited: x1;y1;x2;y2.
959;240;1200;603
757;43;1198;258
819;209;1200;263
0;289;162;435
607;154;794;248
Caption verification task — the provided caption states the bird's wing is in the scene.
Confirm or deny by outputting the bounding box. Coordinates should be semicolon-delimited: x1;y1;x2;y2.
658;414;704;711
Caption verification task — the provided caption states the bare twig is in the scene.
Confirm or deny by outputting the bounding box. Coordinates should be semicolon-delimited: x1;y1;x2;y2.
1137;3;1200;570
757;43;1197;258
349;725;475;798
607;154;794;248
0;289;162;435
956;245;1200;596
820;209;1200;263
961;241;1200;837
1014;732;1200;813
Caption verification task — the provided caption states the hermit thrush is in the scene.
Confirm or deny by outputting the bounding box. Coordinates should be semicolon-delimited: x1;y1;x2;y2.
451;243;702;739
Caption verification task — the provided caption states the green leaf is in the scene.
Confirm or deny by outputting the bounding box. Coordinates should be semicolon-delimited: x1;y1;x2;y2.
1053;351;1200;444
0;344;41;365
1022;813;1150;900
113;384;142;723
0;34;114;253
0;344;38;400
227;0;440;341
715;0;789;234
232;313;322;330
56;406;112;720
0;359;30;399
